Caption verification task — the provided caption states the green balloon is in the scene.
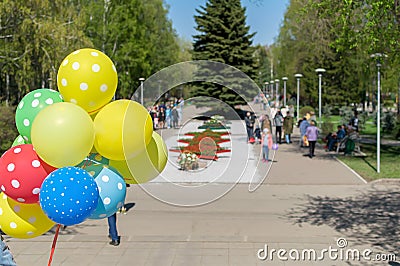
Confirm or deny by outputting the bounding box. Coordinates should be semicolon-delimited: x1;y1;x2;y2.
11;135;26;147
15;89;63;143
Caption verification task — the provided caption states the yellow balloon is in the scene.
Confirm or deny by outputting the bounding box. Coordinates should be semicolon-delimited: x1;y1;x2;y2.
57;48;118;114
0;193;55;239
31;102;95;168
109;132;168;184
94;100;153;160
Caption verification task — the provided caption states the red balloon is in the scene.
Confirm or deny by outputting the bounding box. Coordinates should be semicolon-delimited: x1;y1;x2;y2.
0;144;56;203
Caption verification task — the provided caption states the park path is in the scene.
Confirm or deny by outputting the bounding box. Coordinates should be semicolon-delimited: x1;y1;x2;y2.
154;102;366;186
5;103;398;266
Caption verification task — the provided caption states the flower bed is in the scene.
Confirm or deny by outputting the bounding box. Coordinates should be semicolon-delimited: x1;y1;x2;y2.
170;128;230;161
198;116;231;130
177;151;199;171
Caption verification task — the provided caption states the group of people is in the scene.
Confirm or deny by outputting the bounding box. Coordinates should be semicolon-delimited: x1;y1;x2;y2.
148;97;184;130
299;111;360;158
323;123;359;154
245;108;295;163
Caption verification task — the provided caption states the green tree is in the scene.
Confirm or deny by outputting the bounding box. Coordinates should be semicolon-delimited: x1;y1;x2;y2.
81;0;180;99
0;0;92;105
253;45;272;89
191;0;257;107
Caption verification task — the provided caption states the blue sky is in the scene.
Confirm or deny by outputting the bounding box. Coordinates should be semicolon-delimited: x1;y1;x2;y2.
164;0;290;46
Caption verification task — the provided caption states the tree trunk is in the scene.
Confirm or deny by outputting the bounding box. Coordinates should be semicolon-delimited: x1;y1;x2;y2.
5;74;10;107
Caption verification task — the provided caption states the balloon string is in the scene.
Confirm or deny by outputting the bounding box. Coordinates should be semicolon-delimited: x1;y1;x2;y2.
48;224;61;266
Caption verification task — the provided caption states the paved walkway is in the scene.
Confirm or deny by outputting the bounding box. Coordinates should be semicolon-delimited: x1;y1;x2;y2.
4;103;399;266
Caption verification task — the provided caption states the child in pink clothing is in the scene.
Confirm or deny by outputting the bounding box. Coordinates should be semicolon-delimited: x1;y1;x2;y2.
261;128;273;162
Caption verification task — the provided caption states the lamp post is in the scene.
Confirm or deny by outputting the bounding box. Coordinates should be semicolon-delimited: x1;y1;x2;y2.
263;82;269;110
294;74;303;121
264;82;269;96
282;77;288;107
139;77;145;105
158;80;162;100
275;79;280;107
315;68;326;127
270;80;274;105
370;53;387;173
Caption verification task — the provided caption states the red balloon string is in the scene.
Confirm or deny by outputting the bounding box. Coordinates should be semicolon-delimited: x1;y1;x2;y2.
48;224;61;266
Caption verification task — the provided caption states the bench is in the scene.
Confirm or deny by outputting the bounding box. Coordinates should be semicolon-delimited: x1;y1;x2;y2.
336;133;367;157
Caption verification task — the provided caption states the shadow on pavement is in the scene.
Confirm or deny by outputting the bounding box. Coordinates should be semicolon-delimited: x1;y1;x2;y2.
286;188;399;256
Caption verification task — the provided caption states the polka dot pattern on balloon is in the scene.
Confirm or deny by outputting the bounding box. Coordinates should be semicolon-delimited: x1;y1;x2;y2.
84;164;126;220
56;48;118;114
39;167;99;226
15;89;63;143
0;193;55;239
0;144;56;204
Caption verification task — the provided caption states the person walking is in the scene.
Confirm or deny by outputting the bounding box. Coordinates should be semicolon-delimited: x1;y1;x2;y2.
172;106;179;128
177;97;184;126
158;107;166;129
283;111;294;143
260;114;272;133
165;105;172;128
244;112;255;142
108;212;120;246
305;120;319;158
299;116;309;147
274;110;284;144
261;128;273;162
349;111;359;132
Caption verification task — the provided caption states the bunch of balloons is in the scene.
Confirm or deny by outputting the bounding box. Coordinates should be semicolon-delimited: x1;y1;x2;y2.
0;48;168;239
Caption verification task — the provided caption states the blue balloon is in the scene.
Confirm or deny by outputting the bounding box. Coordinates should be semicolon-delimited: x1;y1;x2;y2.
39;167;99;226
84;165;126;219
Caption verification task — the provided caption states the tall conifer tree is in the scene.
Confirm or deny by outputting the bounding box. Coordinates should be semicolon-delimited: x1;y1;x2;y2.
192;0;257;106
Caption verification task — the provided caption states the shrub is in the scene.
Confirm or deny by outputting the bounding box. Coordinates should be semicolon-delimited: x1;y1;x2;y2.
382;111;396;133
0;104;18;154
321;121;335;135
299;106;315;118
393;115;400;139
339;106;353;126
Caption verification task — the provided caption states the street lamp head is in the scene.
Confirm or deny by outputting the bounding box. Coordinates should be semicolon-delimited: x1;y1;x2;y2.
294;73;303;78
370;53;388;59
315;68;326;74
282;77;288;81
264;82;269;85
270;80;274;84
139;77;145;81
274;79;280;83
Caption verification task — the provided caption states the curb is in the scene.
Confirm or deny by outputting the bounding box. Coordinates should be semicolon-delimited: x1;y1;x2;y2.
370;178;400;185
332;155;368;184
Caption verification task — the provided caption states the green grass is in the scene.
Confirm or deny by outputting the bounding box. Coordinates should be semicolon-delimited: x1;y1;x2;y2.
360;122;377;135
338;143;400;181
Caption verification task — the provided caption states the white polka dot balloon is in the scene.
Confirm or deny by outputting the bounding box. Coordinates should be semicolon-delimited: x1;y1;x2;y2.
57;48;118;114
0;193;55;239
84;165;126;219
39;167;99;226
15;89;63;143
0;144;56;204
11;135;26;147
